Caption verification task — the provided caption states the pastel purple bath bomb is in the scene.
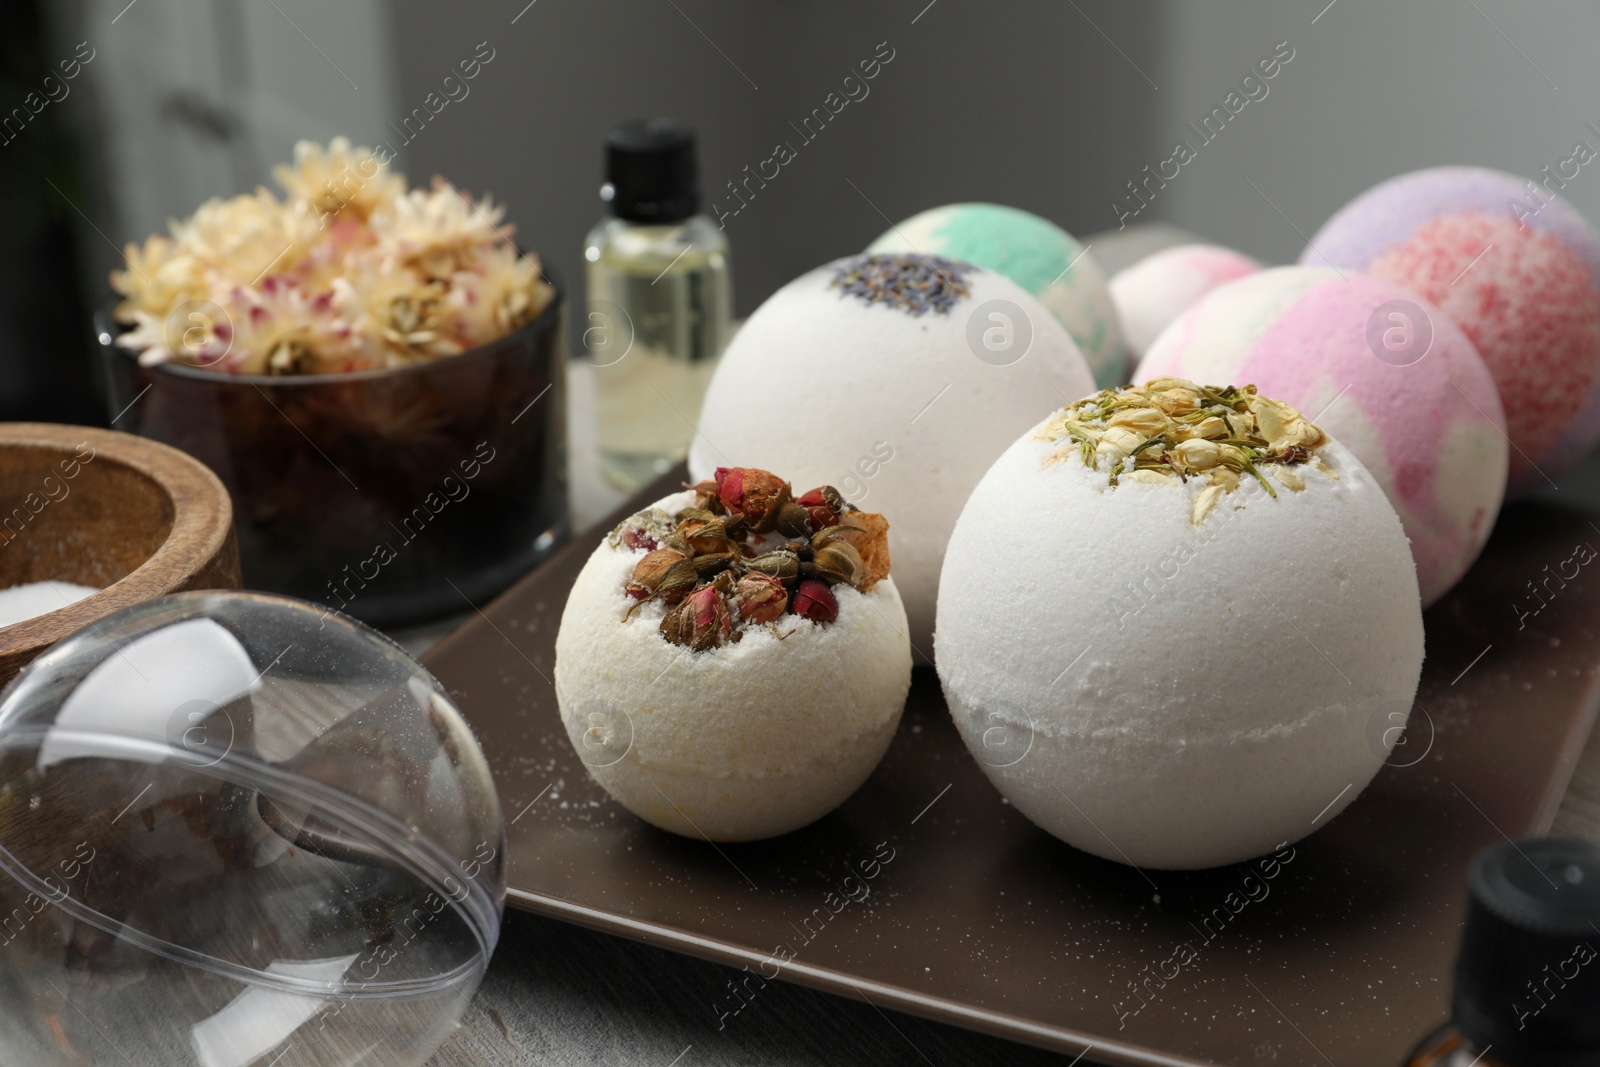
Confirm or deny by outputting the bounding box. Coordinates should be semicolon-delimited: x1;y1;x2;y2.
1110;244;1261;360
1301;166;1600;495
1138;266;1507;606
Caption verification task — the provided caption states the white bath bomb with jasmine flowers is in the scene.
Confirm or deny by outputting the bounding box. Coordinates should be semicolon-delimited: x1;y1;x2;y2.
690;254;1097;653
935;381;1425;869
555;488;913;842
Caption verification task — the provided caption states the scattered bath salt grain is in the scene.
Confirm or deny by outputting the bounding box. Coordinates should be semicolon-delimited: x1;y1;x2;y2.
0;581;99;628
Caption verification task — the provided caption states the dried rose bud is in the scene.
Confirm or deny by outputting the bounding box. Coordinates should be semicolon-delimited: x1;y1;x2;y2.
660;583;734;650
797;486;845;512
745;550;799;584
689;478;722;513
626;547;697;603
714;467;791;532
812;511;891;590
795;486;844;531
608;507;674;552
807;541;864;587
773;502;814;539
676;511;738;556
790;579;838;624
733;573;788;625
691;552;735;578
618;526;657;551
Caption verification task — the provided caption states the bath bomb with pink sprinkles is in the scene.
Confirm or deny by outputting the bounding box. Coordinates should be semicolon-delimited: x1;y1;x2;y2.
1301;166;1600;495
1110;243;1261;360
1138;266;1507;606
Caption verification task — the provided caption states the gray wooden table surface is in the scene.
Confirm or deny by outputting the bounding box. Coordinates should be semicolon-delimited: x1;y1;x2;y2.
412;360;1600;1067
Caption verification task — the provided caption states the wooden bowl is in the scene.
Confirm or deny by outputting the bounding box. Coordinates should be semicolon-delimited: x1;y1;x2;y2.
0;423;240;683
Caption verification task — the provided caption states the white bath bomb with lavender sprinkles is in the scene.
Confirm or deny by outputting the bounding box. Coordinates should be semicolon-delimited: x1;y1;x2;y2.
867;203;1126;387
555;468;912;842
1109;243;1261;360
936;380;1424;869
690;254;1096;653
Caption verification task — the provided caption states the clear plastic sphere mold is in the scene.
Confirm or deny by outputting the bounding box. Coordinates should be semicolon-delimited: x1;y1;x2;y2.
0;592;504;1066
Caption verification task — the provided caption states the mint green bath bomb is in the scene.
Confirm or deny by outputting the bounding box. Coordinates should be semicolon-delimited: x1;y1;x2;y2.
868;202;1126;387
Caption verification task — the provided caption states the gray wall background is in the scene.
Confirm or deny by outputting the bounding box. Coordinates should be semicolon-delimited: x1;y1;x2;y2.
1155;0;1600;264
383;0;1160;320
36;0;1600;329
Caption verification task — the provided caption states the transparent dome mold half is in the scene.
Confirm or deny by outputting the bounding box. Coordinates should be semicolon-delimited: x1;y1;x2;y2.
0;591;505;1067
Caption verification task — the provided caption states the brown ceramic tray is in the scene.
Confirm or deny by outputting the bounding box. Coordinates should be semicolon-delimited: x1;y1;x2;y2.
421;466;1600;1067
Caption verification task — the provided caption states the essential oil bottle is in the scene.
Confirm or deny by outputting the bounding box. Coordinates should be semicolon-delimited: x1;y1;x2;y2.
1403;836;1600;1067
584;118;731;492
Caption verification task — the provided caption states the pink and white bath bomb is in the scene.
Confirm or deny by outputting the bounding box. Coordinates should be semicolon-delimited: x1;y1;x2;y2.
1109;244;1261;360
1138;267;1508;606
690;254;1097;652
1302;166;1600;495
936;384;1425;869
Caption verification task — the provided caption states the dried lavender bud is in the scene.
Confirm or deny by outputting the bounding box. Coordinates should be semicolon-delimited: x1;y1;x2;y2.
790;579;838;624
828;254;975;316
733;573;788;625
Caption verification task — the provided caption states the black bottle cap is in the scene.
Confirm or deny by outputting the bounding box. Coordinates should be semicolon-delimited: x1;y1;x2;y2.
1451;837;1600;1067
602;118;698;224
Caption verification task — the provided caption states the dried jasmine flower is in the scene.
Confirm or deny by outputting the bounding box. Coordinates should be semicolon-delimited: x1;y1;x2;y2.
1036;378;1329;527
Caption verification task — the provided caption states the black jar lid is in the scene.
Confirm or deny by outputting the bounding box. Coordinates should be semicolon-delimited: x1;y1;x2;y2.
1451;837;1600;1067
602;118;698;224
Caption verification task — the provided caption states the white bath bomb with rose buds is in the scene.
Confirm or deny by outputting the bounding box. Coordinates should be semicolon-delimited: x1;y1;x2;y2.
935;381;1425;869
690;254;1097;653
555;488;912;841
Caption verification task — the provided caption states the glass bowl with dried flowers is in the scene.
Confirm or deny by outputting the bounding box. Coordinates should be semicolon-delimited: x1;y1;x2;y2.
96;139;567;626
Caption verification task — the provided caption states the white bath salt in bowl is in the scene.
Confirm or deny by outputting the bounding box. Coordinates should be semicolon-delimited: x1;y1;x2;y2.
935;379;1425;869
0;581;101;629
